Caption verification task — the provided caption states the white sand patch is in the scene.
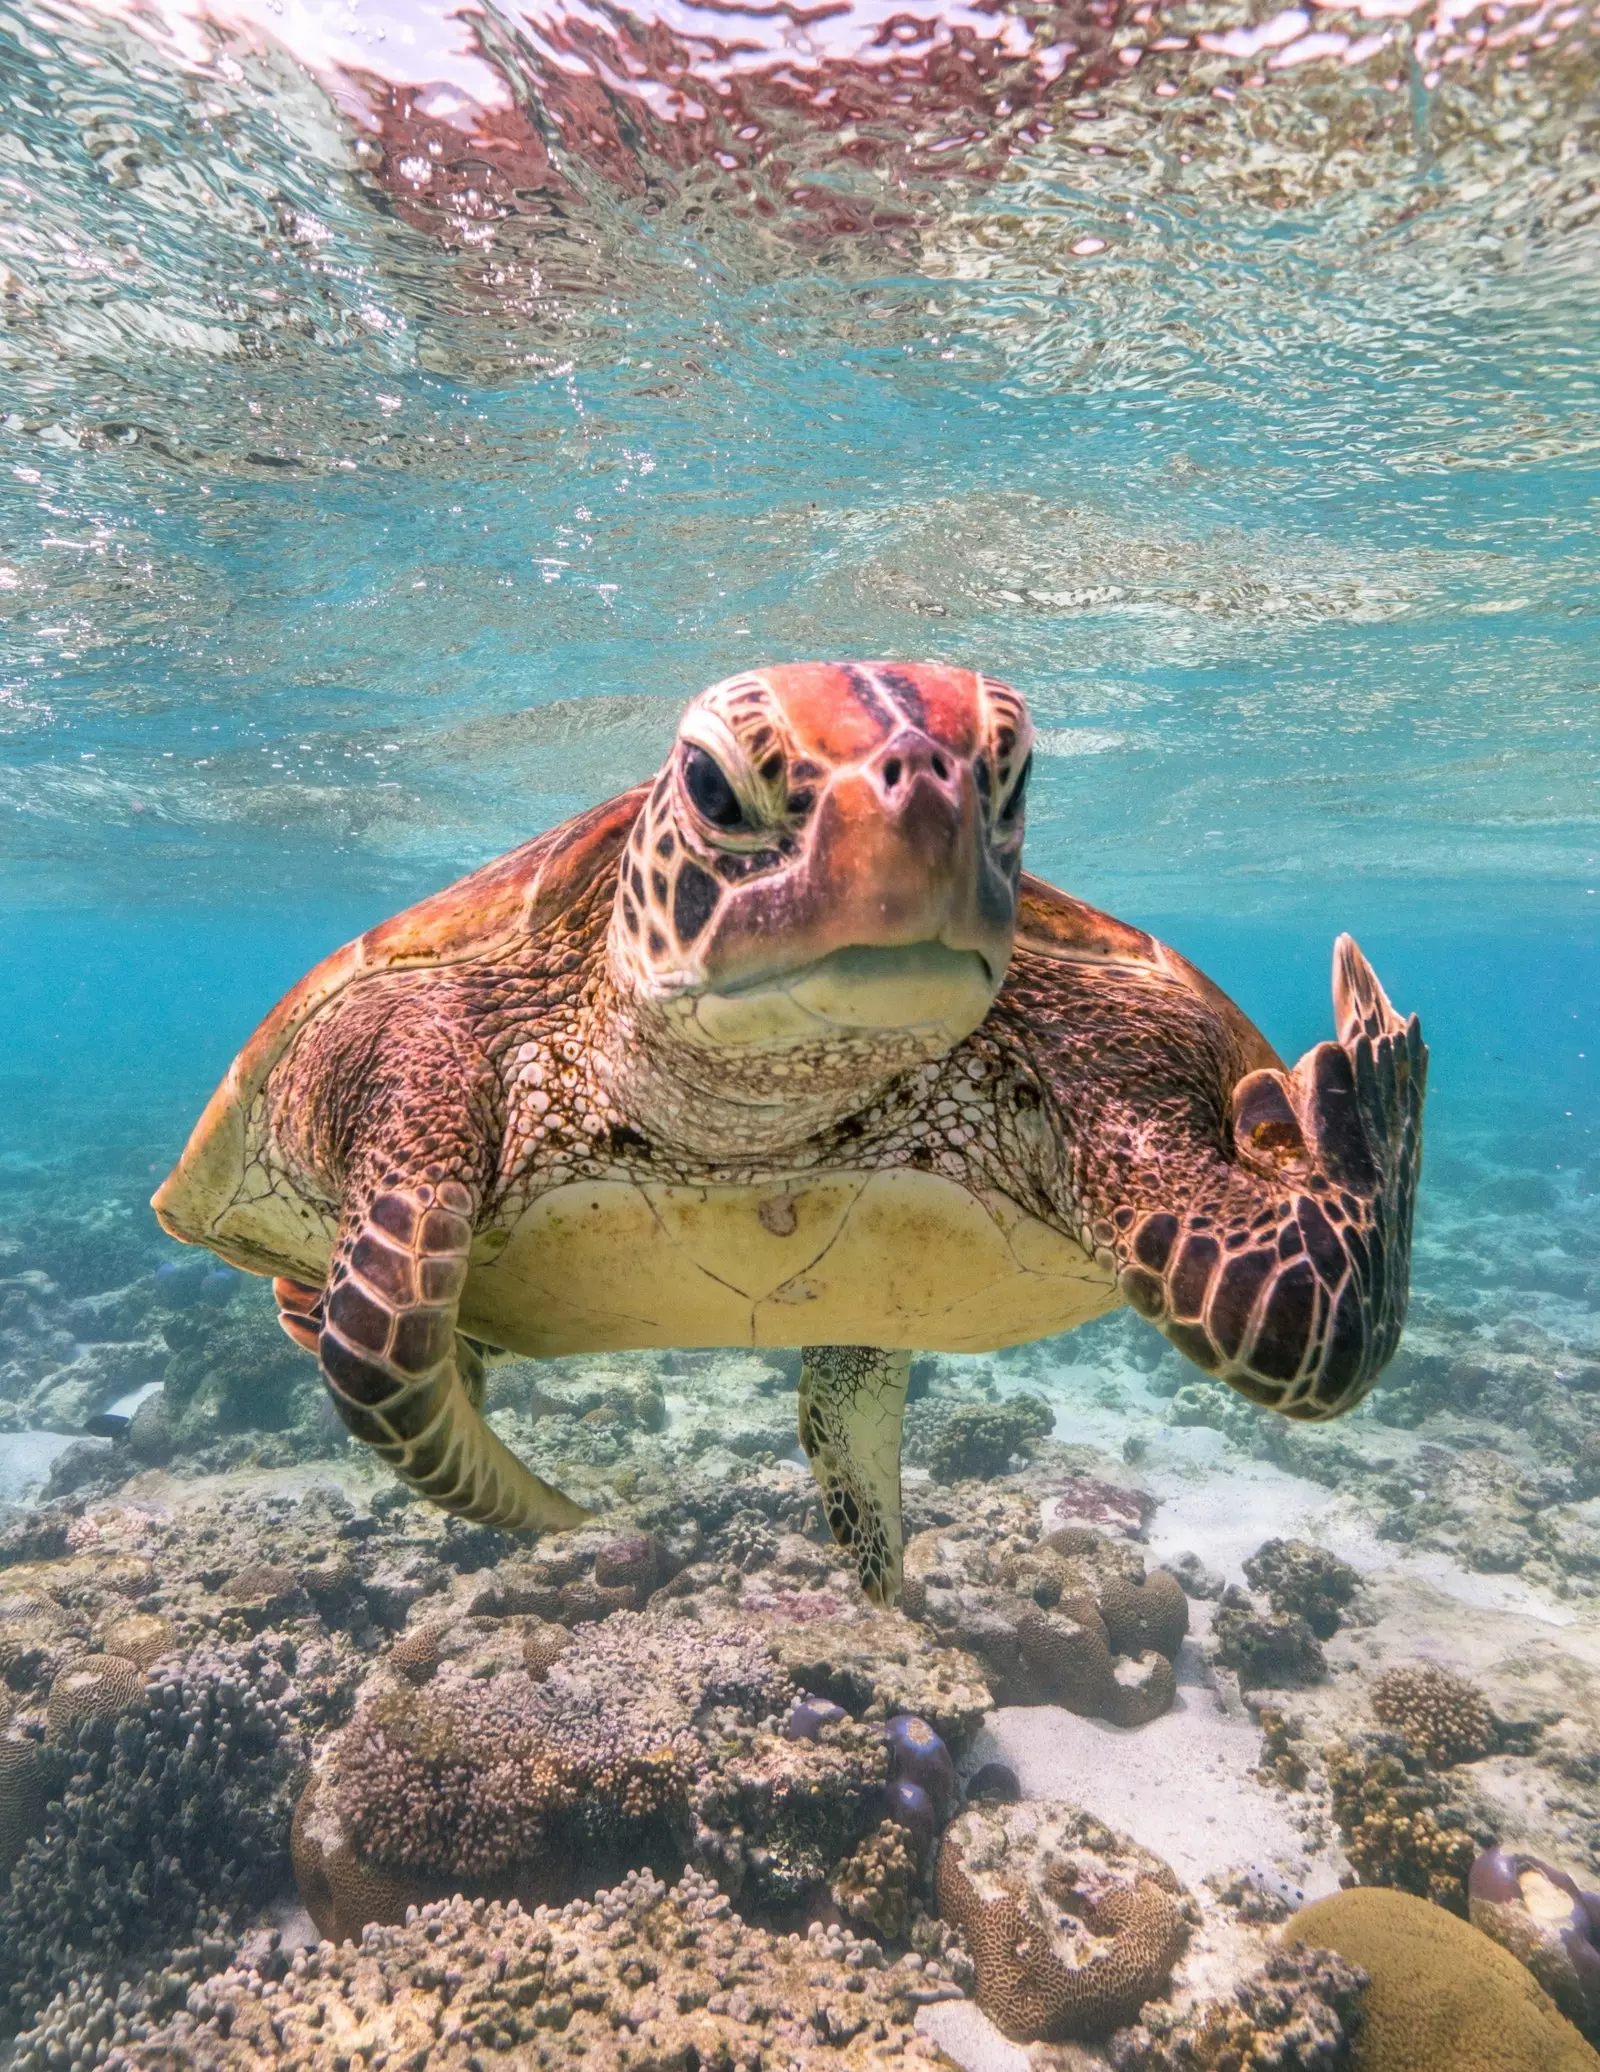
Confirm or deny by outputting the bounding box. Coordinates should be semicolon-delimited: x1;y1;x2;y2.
0;1430;105;1504
966;1654;1344;1897
915;2001;1035;2072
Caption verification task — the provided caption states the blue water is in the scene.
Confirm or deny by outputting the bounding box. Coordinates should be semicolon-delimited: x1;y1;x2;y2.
1;0;1595;1316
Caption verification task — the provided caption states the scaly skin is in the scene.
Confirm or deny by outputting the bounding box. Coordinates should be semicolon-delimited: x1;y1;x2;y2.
159;662;1427;1599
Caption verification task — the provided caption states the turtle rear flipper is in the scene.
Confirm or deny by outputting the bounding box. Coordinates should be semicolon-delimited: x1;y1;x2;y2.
798;1346;910;1605
315;1167;589;1534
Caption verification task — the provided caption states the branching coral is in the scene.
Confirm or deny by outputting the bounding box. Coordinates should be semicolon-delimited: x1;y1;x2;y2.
1371;1663;1495;1769
323;1607;883;1927
78;1870;961;2072
1324;1732;1487;1915
833;1817;920;1940
0;1651;297;2027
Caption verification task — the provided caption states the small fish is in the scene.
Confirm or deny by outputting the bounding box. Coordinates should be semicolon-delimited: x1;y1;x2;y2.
82;1412;130;1440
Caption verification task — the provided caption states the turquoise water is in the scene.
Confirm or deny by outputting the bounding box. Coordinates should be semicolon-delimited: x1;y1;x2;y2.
2;0;1595;1195
0;0;1598;2054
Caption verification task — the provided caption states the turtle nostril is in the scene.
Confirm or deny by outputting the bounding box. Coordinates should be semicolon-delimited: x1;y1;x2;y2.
883;756;902;789
930;752;949;781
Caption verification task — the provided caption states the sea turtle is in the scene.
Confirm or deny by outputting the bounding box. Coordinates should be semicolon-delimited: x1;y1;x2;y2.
153;662;1426;1603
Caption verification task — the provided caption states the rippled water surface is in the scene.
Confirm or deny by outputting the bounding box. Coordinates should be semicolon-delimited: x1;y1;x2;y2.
0;0;1591;1170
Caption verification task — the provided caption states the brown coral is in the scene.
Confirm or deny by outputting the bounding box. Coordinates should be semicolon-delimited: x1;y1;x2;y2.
1097;1571;1189;1660
1015;1603;1114;1717
389;1623;445;1683
0;1731;44;1873
46;1654;145;1743
94;1612;175;1669
905;1527;1179;1729
937;1800;1188;2042
1103;1650;1177;1730
106;1869;949;2070
1372;1663;1494;1768
522;1620;571;1680
1108;1944;1367;2070
1287;1886;1600;2070
833;1817;919;1940
1325;1733;1483;1914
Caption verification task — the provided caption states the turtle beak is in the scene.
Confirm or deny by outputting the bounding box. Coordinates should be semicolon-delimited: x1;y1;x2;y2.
696;727;1019;1002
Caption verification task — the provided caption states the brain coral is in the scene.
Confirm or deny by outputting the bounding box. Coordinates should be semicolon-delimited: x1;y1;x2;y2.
937;1800;1189;2042
0;1729;44;1872
903;1526;1181;1730
94;1612;176;1670
1371;1664;1495;1769
1287;1886;1600;2071
1097;1572;1190;1661
46;1653;145;1742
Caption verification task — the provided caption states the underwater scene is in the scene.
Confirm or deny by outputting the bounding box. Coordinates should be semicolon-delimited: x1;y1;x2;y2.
1;0;1598;2066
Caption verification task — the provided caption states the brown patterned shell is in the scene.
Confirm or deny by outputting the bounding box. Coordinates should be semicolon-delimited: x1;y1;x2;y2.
152;788;645;1251
1015;871;1283;1076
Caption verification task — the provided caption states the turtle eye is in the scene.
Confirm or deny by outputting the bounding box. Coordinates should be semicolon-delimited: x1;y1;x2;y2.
999;751;1032;826
682;743;748;831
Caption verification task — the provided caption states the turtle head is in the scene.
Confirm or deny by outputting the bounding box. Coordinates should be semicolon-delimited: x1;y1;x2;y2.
605;662;1030;1135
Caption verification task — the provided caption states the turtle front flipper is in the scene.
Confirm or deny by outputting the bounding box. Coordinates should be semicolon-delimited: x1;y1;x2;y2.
313;1170;590;1533
798;1346;910;1606
1113;935;1426;1421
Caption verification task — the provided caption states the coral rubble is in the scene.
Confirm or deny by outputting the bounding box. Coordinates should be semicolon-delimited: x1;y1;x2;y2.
1108;1944;1367;2070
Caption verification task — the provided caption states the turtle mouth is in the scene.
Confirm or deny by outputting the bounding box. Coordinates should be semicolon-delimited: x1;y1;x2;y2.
684;941;999;1050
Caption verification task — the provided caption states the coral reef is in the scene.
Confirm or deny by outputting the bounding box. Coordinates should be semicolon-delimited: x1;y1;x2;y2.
1287;1886;1600;2070
0;1653;298;2027
1324;1732;1489;1914
1108;1944;1367;2070
900;1519;1186;1727
85;1871;965;2072
1371;1662;1496;1768
1242;1540;1362;1641
766;1607;991;1752
1210;1587;1327;1690
1469;1845;1600;2041
46;1652;145;1741
936;1799;1190;2042
834;1818;921;1939
903;1393;1055;1482
298;1605;894;1938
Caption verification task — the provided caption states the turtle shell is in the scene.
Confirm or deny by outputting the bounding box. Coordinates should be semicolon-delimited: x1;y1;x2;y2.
152;787;645;1259
1014;872;1282;1077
